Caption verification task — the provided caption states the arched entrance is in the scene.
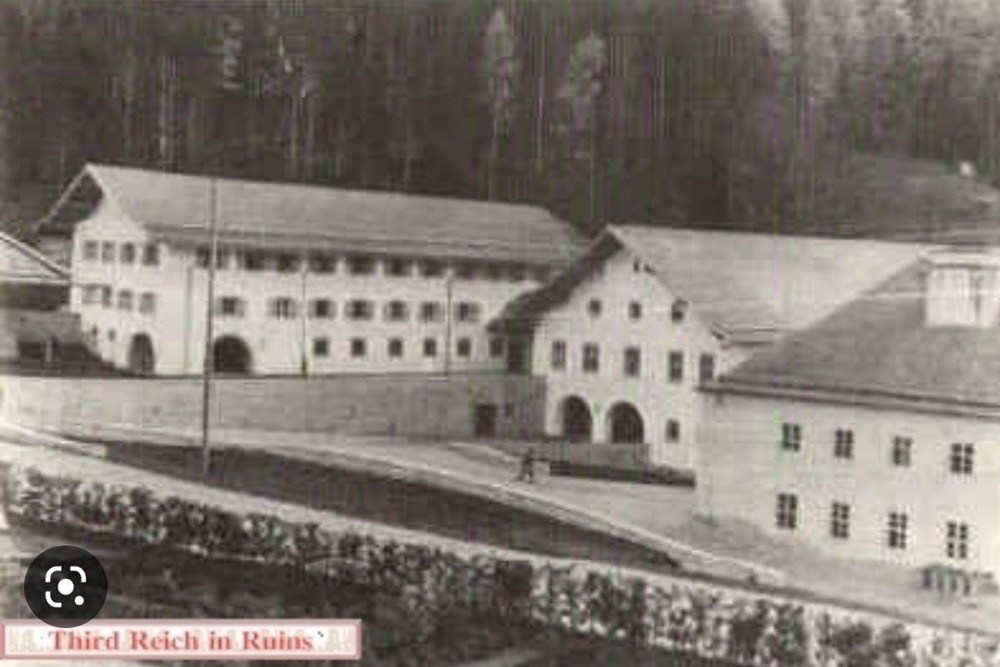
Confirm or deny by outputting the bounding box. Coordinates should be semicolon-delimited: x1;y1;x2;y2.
127;334;155;375
607;402;645;444
560;396;592;443
212;336;252;374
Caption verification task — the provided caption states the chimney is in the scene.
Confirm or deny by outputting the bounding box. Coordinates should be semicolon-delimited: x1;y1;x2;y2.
925;248;1000;328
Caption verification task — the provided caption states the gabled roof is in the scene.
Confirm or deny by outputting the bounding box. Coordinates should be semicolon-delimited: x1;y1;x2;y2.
0;232;69;285
491;225;932;345
41;164;585;266
708;260;1000;416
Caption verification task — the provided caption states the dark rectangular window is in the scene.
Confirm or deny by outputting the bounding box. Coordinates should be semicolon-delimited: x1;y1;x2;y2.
120;243;136;264
142;243;160;266
551;341;566;370
217;296;245;318
587;299;602;317
776;493;798;530
350;338;367;358
950;443;974;475
419;302;443;322
388;338;404;358
276;253;300;273
782;423;801;452
423;338;438;358
628;301;642;320
489;338;504;358
308;254;336;274
699;354;716;382
892;436;912;467
101;286;112;308
346;299;374;321
82;240;98;261
386;259;411;277
671;300;686;323
668;351;684;383
834;429;854;460
313;337;329;357
624;347;641;377
419;260;444;277
117;290;133;311
582;343;599;373
455;262;477;280
946;521;970;560
888;512;908;550
101;241;115;263
831;502;850;539
385;301;410;322
665;419;680;443
196;246;211;268
347;256;376;275
242;251;265;271
456;338;472;358
310;299;334;319
269;297;298;319
456;302;481;323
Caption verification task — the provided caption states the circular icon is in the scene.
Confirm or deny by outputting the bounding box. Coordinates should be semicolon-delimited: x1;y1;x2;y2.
23;545;108;627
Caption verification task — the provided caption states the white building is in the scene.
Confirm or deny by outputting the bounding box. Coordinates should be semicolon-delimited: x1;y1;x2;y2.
491;226;931;470
41;164;583;376
700;248;1000;579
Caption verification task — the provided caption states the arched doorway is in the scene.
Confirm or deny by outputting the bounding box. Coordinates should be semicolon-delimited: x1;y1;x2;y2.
212;336;252;374
127;334;155;375
560;396;592;443
607;402;645;444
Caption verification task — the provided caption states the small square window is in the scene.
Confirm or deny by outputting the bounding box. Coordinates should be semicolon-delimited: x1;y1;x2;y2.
419;302;443;322
347;300;374;321
665;419;680;443
269;297;298;319
423;338;438;358
308;254;336;274
628;301;642;320
276;254;300;273
489;338;505;358
196;246;211;268
456;338;472;358
551;341;566;370
313;337;330;357
101;241;115;263
671;299;686;323
587;299;602;317
218;296;245;318
892;436;912;467
950;443;974;475
120;243;136;264
385;301;410;322
456;302;481;323
386;259;411;277
668;351;684;383
350;338;367;358
142;243;160;266
582;343;599;373
624;346;641;377
242;251;265;271
310;299;334;319
388;338;404;358
419;260;444;278
347;256;376;275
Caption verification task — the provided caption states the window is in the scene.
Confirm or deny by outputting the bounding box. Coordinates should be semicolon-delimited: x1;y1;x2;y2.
587;299;602;317
217;296;246;318
82;240;98;261
419;302;443;322
489;338;504;358
81;285;100;305
101;241;115;263
276;253;300;273
388;338;404;358
887;512;908;550
624;347;641;377
139;293;156;315
671;299;686;323
665;419;680;443
386;259;411;277
120;243;136;264
101;286;112;308
668;351;684;383
456;302;481;323
834;429;854;460
347;256;375;275
308;254;336;274
423;338;438;358
142;243;160;266
196;246;211;268
582;343;599;373
385;301;410;322
241;251;265;271
628;301;642;320
313;337;330;357
946;521;970;560
892;436;912;467
346;299;374;321
950;443;974;475
350;338;367;358
551;341;567;370
117;290;133;311
419;260;444;278
269;297;298;319
781;423;801;452
455;262;477;280
310;299;334;319
699;354;716;383
776;493;798;530
632;259;644;273
831;502;850;540
456;338;472;358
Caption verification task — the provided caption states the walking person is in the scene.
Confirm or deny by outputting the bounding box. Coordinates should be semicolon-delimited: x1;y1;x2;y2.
516;448;536;483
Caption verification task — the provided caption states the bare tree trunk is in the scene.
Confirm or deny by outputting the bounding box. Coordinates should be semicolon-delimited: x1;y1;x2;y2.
158;54;177;170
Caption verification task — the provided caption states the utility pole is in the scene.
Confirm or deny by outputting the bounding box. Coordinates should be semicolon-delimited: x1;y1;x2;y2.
201;177;219;480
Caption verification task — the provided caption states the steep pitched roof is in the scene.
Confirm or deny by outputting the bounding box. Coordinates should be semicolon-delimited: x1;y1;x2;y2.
0;232;68;285
491;225;932;344
44;164;584;266
711;260;1000;415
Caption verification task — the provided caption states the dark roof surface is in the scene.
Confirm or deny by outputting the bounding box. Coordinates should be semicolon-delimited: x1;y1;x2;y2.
493;226;932;343
64;164;585;265
716;260;1000;411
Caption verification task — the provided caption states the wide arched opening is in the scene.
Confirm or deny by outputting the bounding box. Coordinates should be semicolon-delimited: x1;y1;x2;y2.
559;395;592;443
212;336;252;374
607;402;645;444
127;333;156;375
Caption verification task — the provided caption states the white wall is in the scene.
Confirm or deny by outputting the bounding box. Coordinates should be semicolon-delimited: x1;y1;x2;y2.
698;392;1000;577
530;249;746;470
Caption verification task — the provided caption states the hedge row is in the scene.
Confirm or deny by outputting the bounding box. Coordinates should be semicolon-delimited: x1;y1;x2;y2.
4;465;999;667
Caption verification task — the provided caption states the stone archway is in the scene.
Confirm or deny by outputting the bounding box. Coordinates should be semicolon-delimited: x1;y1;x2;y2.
559;395;592;443
212;336;252;374
607;402;645;444
127;333;156;375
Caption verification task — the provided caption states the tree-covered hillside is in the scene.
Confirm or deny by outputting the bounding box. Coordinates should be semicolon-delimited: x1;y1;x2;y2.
3;0;1000;237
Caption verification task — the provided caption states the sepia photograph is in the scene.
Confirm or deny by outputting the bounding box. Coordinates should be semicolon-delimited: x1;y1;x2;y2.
0;0;999;664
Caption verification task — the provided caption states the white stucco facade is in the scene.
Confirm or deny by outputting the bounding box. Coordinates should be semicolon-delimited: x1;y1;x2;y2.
529;250;748;470
69;197;550;376
698;392;1000;578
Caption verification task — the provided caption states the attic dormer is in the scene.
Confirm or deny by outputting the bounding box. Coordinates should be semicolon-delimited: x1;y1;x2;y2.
925;248;1000;328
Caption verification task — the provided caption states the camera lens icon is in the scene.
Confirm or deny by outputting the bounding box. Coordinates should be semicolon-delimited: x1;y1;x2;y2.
46;566;87;607
24;545;108;627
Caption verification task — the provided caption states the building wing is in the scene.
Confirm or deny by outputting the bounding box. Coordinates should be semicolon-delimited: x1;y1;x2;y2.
0;232;69;286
